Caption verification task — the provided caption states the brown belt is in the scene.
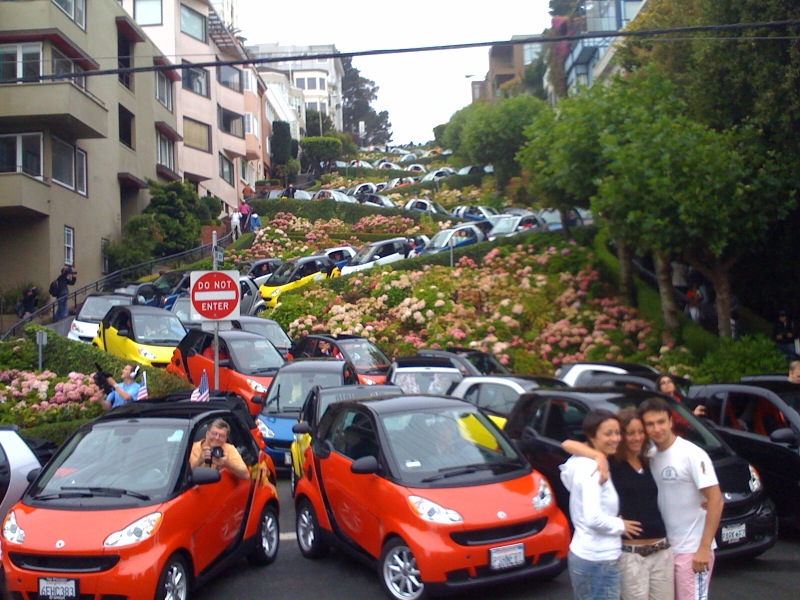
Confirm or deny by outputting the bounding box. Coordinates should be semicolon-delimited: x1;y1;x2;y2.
621;538;670;557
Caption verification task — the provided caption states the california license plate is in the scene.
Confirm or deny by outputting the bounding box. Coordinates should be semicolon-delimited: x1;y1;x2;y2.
489;543;525;571
39;577;77;600
721;523;746;544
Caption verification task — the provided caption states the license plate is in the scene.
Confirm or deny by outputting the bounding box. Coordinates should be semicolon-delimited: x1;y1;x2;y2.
721;523;746;544
284;453;292;465
489;543;525;571
39;577;77;600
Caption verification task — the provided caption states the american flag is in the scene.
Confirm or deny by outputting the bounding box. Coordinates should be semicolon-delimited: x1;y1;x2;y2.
190;370;209;402
137;371;148;401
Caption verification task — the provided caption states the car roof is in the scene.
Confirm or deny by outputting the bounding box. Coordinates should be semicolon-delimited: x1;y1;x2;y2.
234;316;282;326
394;356;459;369
561;361;658;374
123;305;176;316
301;333;369;342
94;392;250;423
701;380;800;394
84;292;134;300
279;358;353;372
315;384;402;401
339;394;473;416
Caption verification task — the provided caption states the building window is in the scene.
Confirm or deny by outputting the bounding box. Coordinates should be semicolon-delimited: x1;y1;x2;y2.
180;4;206;42
239;158;247;182
64;226;75;266
182;62;208;96
319;77;326;90
52;137;86;195
53;0;86;29
134;0;161;25
321;102;327;114
155;70;173;110
219;154;233;185
0;133;42;178
119;105;135;149
156;130;174;170
0;43;42;83
307;77;317;90
295;77;305;90
218;107;244;137
101;238;110;274
118;34;133;90
183;117;210;152
218;65;242;92
244;113;259;138
52;48;86;89
307;101;318;112
242;70;252;92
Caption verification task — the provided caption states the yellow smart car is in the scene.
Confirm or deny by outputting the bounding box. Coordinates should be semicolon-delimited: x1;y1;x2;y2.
259;255;339;307
92;305;186;368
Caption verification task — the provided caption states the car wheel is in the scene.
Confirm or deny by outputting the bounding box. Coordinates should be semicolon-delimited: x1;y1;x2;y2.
155;553;190;600
379;538;426;600
247;504;280;566
296;498;328;559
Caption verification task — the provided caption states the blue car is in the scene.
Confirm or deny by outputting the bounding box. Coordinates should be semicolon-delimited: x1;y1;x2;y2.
256;358;359;470
152;269;191;311
418;223;485;255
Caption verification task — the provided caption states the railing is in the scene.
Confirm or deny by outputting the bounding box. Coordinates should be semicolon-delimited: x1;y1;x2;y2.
1;230;234;341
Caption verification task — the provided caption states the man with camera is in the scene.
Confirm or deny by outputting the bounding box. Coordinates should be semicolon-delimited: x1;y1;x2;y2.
189;418;249;480
53;265;77;321
99;364;141;411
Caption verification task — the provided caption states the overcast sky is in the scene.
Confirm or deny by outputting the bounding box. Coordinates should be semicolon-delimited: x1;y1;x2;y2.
235;1;552;146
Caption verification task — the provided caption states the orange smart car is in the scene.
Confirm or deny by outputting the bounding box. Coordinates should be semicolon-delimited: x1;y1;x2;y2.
2;399;280;600
293;395;569;600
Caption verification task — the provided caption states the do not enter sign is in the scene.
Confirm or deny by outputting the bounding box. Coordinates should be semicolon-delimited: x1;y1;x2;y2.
190;270;241;321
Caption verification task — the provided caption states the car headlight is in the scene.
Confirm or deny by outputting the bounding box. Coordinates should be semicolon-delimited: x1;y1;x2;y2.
104;513;162;547
748;464;762;493
532;476;553;510
3;511;24;545
257;420;275;439
408;496;462;524
247;378;267;393
270;290;281;298
138;348;157;360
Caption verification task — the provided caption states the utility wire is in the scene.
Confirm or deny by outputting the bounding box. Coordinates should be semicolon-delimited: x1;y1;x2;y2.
17;19;800;83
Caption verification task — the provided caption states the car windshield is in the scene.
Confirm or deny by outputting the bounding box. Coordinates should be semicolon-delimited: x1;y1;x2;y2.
490;218;519;235
539;210;560;224
393;370;463;394
482;206;499;216
78;297;131;322
427;230;452;250
153;272;185;292
775;388;800;412
349;245;377;266
381;407;525;486
133;314;186;344
462;352;510;375
241;320;292;349
26;420;188;508
263;370;345;413
265;262;298;286
227;338;284;375
172;298;193;322
429;201;450;215
338;340;391;373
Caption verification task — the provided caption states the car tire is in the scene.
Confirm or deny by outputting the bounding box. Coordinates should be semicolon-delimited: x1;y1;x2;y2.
296;498;328;559
247;504;280;566
379;538;427;600
155;553;190;600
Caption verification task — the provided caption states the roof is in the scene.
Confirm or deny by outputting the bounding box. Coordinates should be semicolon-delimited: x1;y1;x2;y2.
94;391;250;423
393;356;459;369
349;394;474;415
234;316;282;326
315;384;402;402
123;305;177;316
301;333;368;342
280;358;353;372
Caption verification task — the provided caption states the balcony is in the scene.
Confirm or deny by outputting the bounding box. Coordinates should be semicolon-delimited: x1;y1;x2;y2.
0;172;50;218
0;81;108;139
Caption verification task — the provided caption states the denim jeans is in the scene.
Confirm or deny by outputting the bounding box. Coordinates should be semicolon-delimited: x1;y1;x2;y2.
55;294;67;321
568;551;621;600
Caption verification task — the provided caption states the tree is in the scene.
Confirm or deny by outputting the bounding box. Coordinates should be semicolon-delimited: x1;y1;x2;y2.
143;180;203;257
299;136;342;180
305;109;333;137
341;57;391;145
104;214;159;271
271;121;292;165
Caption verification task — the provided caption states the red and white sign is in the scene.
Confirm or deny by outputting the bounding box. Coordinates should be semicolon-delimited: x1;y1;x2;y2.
190;270;240;321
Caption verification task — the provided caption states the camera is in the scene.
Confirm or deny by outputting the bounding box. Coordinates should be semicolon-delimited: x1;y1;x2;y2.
211;446;225;459
93;362;113;395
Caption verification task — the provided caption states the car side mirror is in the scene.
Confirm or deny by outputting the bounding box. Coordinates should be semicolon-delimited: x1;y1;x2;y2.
351;455;379;475
293;421;311;435
218;359;231;368
191;466;222;485
26;468;42;483
250;394;264;405
520;426;542;445
770;427;798;446
117;329;130;337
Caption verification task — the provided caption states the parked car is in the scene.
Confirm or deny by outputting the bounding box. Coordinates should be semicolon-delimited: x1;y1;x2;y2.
340;237;411;275
453;205;500;221
405;163;428;173
169;295;202;329
151;269;192;310
488;214;544;240
240;258;283;287
0;426;43;521
290;384;402;490
415;347;512;376
348;159;374;169
537;207;584;231
377;161;402;170
418;223;485;255
231;316;294;357
554;361;659;387
2;398;280;600
450;375;569;421
293;395;570;599
402;198;450;216
166;328;285;416
267;188;313;200
112;281;163;307
355;193;396;209
257;359;359;470
685;379;800;528
456;164;491;176
311;189;356;203
259;255;339;307
319;245;357;270
92;305;186;368
67;293;134;343
503;387;778;559
385;176;416;189
287;334;392;385
347;182;377;196
419;168;453;183
386;356;464;395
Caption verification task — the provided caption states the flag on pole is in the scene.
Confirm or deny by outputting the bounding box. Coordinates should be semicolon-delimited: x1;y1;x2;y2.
137;370;148;401
190;370;209;402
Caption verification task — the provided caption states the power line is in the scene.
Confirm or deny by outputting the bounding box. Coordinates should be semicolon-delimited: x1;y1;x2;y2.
18;19;800;83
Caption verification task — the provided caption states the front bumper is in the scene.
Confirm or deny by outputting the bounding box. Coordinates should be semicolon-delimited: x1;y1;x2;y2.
715;496;777;559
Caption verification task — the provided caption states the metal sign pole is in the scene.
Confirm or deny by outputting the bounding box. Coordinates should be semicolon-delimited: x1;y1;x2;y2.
213;321;219;390
212;231;218;270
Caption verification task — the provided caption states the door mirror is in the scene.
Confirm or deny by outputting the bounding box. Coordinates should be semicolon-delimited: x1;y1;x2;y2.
293;421;311;435
351;455;379;475
769;427;798;446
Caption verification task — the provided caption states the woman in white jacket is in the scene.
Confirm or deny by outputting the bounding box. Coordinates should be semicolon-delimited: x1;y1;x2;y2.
560;409;641;600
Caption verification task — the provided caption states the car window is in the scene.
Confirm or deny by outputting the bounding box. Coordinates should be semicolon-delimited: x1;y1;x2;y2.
240;280;253;299
725;392;789;436
478;383;519;415
111;310;131;332
0;443;10;500
541;400;588;442
134;315;185;344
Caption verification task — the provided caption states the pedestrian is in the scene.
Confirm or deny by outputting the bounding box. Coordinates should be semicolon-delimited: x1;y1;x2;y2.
100;364;142;411
559;409;641;600
657;374;706;417
53;265;77;321
16;286;39;318
772;310;797;361
684;283;702;324
639;397;723;600
283;183;296;199
230;209;241;240
239;201;251;231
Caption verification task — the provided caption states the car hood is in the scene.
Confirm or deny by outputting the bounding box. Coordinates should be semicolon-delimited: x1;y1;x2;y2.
68;319;100;340
257;414;297;443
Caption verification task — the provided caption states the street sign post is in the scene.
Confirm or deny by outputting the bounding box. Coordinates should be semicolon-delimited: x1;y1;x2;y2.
212;245;224;267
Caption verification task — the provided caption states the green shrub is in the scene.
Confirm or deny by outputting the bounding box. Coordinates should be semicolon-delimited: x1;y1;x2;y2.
691;335;786;383
20;418;93;447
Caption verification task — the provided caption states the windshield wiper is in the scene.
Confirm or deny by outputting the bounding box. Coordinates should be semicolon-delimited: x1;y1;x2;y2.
58;486;150;500
421;463;496;482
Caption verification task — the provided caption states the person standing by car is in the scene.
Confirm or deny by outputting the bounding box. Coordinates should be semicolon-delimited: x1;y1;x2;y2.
100;364;141;411
657;375;706;417
189;418;249;480
639;397;723;600
560;409;642;600
54;265;76;321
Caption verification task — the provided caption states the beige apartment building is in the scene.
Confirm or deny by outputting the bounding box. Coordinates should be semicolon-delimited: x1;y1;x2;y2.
0;0;180;290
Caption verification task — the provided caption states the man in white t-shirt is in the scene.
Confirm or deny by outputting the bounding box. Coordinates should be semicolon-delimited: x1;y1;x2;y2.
639;397;723;600
230;209;241;240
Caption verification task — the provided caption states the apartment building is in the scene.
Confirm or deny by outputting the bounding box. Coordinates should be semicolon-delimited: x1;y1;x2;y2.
472;35;541;102
118;0;269;209
0;0;180;290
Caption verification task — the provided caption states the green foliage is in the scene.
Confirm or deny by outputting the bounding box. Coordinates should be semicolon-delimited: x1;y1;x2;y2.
300;137;343;178
691;335;787;383
305;109;334;137
291;139;299;160
271;121;292;164
0;336;37;369
104;214;159;270
199;195;222;221
341;57;391;145
20;419;93;448
144;180;203;257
